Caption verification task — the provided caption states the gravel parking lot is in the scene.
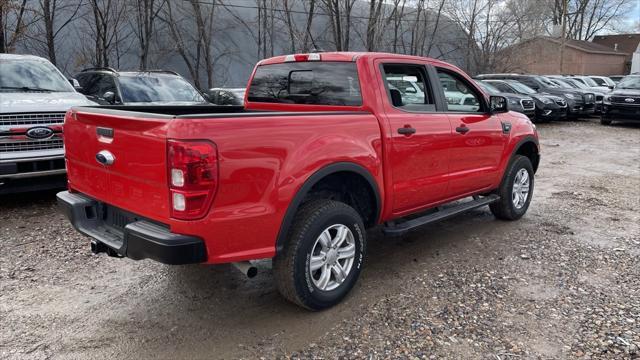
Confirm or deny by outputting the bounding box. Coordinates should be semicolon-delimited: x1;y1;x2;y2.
1;118;639;360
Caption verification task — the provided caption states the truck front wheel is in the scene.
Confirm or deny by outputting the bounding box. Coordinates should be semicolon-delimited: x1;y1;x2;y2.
490;155;534;220
273;199;366;310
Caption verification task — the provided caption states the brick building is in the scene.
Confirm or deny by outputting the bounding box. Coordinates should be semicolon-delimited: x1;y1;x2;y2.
592;34;640;74
497;36;629;75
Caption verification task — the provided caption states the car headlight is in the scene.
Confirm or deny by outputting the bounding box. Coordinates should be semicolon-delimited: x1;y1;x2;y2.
541;97;553;104
564;93;576;99
603;95;611;105
508;98;519;105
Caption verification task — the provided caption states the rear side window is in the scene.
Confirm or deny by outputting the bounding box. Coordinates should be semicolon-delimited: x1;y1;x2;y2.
247;62;362;106
382;63;435;112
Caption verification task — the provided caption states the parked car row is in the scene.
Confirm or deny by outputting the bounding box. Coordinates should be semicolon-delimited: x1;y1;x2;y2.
475;74;599;119
472;73;639;125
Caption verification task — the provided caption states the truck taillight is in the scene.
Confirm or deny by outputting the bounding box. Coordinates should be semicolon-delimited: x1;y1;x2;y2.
167;139;218;220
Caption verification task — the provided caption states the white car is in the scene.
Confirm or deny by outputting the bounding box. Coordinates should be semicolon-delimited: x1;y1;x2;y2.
567;76;611;93
0;54;95;194
589;75;616;89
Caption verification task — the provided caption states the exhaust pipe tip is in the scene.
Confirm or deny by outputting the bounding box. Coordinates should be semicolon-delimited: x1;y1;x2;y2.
232;261;258;278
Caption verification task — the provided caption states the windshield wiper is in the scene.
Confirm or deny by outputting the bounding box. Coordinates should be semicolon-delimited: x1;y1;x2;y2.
0;86;58;92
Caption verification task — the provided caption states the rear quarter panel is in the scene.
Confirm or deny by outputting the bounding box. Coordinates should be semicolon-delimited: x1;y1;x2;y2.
167;113;383;263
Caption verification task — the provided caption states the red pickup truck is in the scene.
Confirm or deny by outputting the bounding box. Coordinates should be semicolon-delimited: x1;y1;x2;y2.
57;52;540;310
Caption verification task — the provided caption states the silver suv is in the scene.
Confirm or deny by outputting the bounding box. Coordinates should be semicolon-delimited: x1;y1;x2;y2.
0;54;94;194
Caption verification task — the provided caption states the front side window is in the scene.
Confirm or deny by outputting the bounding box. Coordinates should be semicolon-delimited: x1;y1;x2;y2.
591;77;606;86
0;59;74;92
382;63;434;111
437;70;482;112
118;74;205;103
248;62;362;106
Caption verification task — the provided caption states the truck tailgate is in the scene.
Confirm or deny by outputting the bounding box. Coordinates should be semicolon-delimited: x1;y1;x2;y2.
64;109;171;222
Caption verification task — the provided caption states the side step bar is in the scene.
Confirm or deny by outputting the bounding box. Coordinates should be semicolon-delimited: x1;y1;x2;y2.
383;194;500;236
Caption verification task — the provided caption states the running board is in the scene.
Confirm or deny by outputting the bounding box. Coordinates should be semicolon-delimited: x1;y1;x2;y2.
383;195;500;236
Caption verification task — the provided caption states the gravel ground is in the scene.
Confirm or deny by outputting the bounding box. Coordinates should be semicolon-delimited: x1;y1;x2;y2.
1;118;639;360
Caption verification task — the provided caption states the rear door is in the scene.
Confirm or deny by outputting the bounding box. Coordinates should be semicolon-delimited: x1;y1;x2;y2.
378;61;452;215
434;67;507;197
65;109;171;222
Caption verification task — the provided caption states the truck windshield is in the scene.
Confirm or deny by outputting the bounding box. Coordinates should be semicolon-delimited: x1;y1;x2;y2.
617;77;640;89
0;59;74;92
248;62;362;106
118;74;206;103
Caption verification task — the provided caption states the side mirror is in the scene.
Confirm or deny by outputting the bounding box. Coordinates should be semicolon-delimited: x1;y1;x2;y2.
102;91;116;104
489;95;508;113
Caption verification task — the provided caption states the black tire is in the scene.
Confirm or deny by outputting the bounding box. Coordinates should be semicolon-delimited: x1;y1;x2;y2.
600;117;612;125
273;199;366;310
490;155;534;220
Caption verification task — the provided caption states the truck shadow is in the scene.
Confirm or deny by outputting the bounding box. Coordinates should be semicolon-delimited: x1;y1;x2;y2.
93;209;511;358
0;189;59;210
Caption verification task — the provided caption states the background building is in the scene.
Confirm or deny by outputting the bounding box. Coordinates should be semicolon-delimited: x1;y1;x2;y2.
497;36;631;75
592;34;640;74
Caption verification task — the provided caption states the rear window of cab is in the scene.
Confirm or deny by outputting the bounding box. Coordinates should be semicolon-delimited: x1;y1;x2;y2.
247;62;362;106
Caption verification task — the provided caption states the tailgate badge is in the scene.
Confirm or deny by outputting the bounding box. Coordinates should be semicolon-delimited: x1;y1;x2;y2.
96;150;115;166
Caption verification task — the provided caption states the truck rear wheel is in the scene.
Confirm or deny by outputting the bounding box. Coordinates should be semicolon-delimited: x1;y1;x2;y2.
273;199;366;310
490;155;534;220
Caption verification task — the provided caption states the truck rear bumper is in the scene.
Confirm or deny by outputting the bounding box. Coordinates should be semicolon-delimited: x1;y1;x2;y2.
57;190;206;265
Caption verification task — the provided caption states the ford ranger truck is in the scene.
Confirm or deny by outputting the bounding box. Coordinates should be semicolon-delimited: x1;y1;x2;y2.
0;54;94;194
57;52;540;310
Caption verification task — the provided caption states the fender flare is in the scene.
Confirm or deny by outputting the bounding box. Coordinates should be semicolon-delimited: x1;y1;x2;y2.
274;162;382;254
512;135;540;172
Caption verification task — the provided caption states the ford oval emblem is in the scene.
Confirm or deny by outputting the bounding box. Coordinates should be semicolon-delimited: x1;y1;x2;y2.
625;98;635;103
26;126;54;139
95;150;115;165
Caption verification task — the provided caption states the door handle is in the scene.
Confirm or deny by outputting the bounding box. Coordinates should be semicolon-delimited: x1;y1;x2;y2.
455;125;470;134
398;126;416;135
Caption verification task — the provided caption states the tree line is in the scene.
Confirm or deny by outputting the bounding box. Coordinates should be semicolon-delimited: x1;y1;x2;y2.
1;0;636;87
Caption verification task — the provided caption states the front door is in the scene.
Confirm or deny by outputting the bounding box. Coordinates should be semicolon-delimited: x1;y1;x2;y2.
435;68;507;197
379;62;452;216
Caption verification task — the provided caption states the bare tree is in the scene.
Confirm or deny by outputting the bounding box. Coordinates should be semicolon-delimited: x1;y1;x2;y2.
365;0;384;51
281;0;317;53
161;0;217;88
20;0;83;66
85;0;131;67
130;0;165;69
322;0;356;51
0;0;32;53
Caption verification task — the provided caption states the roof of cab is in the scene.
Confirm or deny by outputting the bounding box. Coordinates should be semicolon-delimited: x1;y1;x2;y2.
257;51;456;68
